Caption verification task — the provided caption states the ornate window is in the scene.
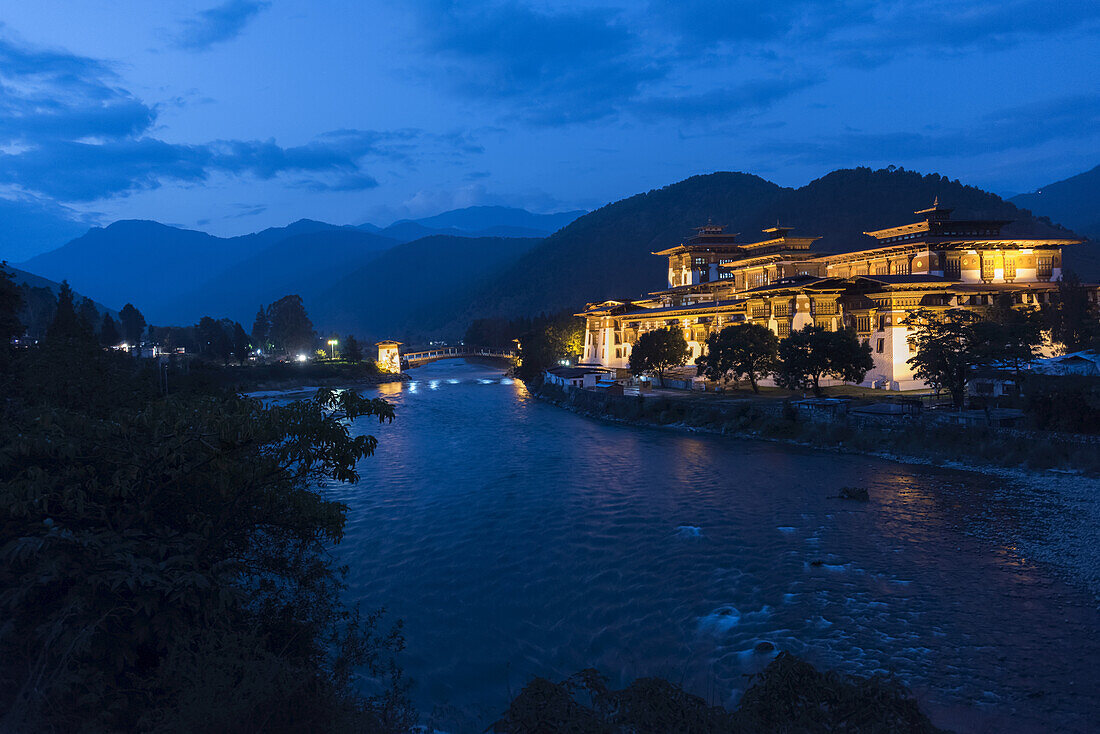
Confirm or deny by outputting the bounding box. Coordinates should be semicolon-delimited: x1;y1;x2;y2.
944;256;961;279
981;255;995;281
1037;257;1053;280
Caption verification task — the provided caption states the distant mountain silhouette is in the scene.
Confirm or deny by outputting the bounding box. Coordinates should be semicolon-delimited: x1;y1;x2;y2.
310;235;541;342
14;206;580;323
162;229;398;325
17;219;379;323
1010;164;1100;280
358;206;586;243
1011;164;1100;237
421;167;1083;333
2;263;115;314
406;205;585;233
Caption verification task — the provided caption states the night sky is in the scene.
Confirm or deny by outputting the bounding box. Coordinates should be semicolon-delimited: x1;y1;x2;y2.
1;0;1098;255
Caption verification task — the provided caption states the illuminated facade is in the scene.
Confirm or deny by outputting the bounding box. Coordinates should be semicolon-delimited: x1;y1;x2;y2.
578;202;1092;390
376;340;402;373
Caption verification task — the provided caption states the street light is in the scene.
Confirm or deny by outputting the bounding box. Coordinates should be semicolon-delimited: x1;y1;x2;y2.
328;338;338;360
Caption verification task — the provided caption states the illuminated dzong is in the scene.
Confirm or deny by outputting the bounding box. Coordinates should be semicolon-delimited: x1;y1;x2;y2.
578;201;1095;389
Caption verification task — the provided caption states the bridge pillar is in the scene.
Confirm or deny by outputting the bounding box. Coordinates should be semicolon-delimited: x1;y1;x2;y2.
375;340;402;373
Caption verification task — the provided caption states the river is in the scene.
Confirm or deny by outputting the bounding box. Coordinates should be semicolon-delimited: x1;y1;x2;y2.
306;359;1100;732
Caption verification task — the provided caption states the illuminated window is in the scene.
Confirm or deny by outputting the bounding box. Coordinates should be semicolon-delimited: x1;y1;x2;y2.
981;256;995;281
876;338;885;353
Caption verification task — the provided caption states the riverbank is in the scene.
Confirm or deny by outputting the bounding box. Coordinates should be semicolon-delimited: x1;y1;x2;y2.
192;361;410;392
534;381;1100;475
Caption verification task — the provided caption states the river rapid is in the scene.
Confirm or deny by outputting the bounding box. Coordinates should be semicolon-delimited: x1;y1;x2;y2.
292;359;1100;732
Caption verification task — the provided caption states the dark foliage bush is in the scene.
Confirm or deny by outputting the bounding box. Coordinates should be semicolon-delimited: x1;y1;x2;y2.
1022;375;1100;434
491;653;947;734
0;325;413;732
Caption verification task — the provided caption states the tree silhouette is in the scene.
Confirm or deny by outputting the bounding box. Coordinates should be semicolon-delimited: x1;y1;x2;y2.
46;282;94;344
251;305;271;353
268;295;315;356
628;327;691;385
904;309;983;407
77;297;99;333
696;323;778;393
0;266;23;347
1043;271;1100;353
343;335;363;363
231;322;251;365
99;314;121;347
774;325;872;396
118;303;146;346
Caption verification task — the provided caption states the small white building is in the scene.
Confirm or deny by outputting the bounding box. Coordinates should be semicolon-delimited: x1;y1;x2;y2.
544;366;610;388
376;340;402;373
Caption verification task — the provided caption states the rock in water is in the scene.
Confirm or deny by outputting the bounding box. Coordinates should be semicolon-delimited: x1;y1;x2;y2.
835;486;870;501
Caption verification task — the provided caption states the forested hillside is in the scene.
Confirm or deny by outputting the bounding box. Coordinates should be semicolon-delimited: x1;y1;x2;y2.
432;167;1075;328
311;235;541;342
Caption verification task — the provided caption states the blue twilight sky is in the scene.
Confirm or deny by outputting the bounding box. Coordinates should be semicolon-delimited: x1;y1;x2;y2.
0;0;1098;257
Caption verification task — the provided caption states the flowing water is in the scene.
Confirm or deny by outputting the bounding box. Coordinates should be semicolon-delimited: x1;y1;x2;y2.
303;359;1100;732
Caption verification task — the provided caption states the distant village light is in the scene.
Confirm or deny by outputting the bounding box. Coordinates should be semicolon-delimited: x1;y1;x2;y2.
296;353;308;363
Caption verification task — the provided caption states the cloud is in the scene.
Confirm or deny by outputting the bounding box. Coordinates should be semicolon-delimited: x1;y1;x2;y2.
633;74;820;121
409;0;1099;126
413;1;665;124
0;36;156;145
755;94;1100;166
647;0;1100;67
0;130;419;201
0;34;477;202
174;0;271;51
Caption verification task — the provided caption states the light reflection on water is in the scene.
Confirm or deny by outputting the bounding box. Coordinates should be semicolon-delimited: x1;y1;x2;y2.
323;360;1100;733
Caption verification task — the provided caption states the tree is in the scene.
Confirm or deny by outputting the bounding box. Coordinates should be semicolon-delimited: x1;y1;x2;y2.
696;323;778;393
344;334;363;363
904;308;983;407
0;337;412;732
100;313;121;347
0;265;23;346
46;282;94;344
77;297;99;333
975;296;1044;377
1043;271;1100;353
231;321;251;365
824;328;875;384
774;325;873;396
118;303;146;346
198;316;233;364
628;327;691;385
252;305;271;353
515;315;585;381
268;295;315;356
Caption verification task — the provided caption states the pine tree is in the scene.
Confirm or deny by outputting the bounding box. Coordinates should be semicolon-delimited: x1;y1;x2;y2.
118;303;146;347
251;305;271;353
77;297;99;333
99;314;121;347
344;335;363;363
46;282;94;344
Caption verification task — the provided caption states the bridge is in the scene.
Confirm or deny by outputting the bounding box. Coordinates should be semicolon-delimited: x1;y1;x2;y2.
401;345;516;369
